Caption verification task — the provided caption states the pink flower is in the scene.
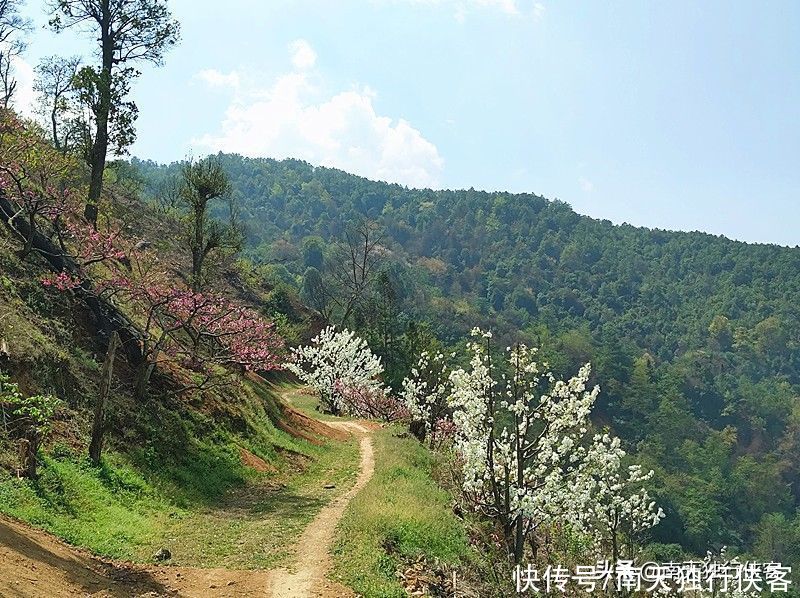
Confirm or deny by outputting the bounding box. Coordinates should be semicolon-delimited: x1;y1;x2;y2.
41;271;82;291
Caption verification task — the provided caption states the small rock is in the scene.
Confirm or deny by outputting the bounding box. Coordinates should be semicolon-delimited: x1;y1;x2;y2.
152;548;171;562
324;483;336;489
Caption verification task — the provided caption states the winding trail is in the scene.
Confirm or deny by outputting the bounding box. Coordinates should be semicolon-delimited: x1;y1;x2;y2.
270;420;374;598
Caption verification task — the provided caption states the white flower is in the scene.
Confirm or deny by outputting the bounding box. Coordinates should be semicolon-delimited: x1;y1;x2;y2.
284;326;383;415
444;334;663;560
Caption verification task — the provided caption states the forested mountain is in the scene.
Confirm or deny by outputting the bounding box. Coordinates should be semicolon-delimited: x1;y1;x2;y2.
131;154;800;560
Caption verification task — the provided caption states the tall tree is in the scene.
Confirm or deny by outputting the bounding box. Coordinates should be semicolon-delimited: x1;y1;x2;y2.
300;266;329;317
48;0;180;225
0;0;31;108
178;156;238;291
327;220;384;327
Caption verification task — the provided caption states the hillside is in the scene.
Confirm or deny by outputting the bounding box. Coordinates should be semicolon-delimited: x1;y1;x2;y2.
132;154;800;556
2;114;798;594
0;111;472;597
134;155;800;367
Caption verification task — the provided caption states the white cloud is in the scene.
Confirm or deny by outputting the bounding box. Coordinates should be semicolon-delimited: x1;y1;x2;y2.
195;69;240;90
473;0;520;15
289;39;317;70
194;43;443;188
579;176;594;192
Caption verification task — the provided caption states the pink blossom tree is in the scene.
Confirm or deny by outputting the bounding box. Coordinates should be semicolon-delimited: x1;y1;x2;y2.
40;225;284;400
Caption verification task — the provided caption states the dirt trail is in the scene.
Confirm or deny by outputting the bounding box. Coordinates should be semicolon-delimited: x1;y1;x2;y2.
0;392;375;598
269;421;374;598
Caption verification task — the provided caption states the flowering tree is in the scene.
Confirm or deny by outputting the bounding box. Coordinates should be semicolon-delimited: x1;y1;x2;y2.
578;433;665;565
285;326;384;415
40;230;284;400
157;289;284;372
447;329;663;564
332;380;407;422
58;221;126;266
39;221;127;293
112;270;284;400
401;350;453;446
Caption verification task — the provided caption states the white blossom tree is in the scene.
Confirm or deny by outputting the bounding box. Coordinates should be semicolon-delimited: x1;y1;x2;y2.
401;350;453;446
578;432;665;565
285;326;384;415
447;328;663;564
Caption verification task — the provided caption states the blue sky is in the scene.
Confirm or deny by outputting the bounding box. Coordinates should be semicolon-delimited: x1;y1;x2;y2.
13;0;800;246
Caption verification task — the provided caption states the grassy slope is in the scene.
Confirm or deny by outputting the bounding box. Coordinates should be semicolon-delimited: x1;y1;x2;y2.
331;427;469;597
0;178;365;569
0;379;360;568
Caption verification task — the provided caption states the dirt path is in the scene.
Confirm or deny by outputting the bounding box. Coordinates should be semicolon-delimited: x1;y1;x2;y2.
269;421;374;598
0;391;375;598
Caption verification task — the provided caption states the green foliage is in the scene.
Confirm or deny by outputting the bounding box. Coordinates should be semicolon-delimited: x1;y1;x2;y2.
175;156;242;290
0;453;169;558
0;378;361;567
0;371;61;436
752;511;800;565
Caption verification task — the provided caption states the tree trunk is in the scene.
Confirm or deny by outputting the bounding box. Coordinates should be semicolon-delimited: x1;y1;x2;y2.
51;105;61;152
86;8;114;227
191;246;202;291
409;419;427;443
513;404;526;564
135;360;156;401
18;212;35;258
191;204;204;291
611;523;620;596
513;517;525;564
85;105;108;226
89;331;119;464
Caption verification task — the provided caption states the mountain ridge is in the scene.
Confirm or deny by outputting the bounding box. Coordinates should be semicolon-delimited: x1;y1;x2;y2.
131;154;799;249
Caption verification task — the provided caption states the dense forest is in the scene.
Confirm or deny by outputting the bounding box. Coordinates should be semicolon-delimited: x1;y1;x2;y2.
131;154;800;561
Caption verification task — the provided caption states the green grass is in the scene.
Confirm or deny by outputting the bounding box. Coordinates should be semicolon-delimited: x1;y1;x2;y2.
0;451;170;558
332;426;469;597
277;383;356;422
0;382;361;568
148;432;359;568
